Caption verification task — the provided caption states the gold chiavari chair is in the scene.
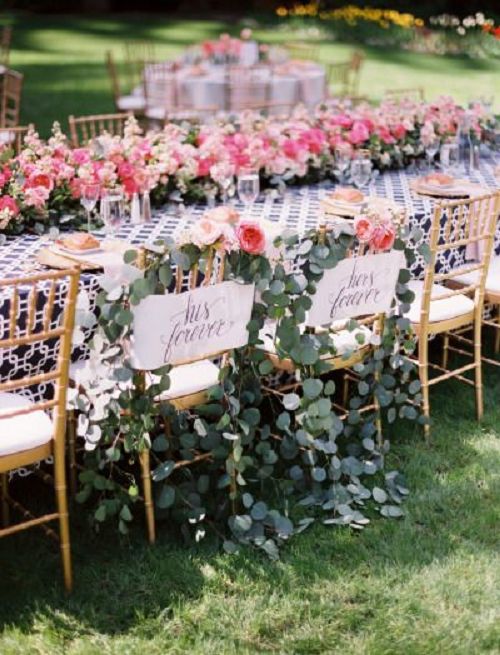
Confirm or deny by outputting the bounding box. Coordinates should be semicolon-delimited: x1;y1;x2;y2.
0;25;12;68
287;42;317;62
404;192;499;438
227;67;271;113
325;51;364;99
143;61;178;124
384;87;425;103
68;112;132;147
258;223;396;445
0;267;80;592
106;51;146;115
0;69;23;128
124;40;157;91
0;124;33;154
134;246;232;542
444;255;500;368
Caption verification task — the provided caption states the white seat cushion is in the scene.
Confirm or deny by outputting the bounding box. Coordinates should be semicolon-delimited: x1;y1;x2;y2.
406;280;475;324
145;106;166;121
154;360;220;400
117;95;146;112
453;257;500;295
72;359;220;401
0;392;53;457
259;322;371;358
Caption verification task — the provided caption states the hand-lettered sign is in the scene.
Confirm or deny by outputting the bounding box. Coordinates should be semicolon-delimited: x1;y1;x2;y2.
131;281;255;369
306;251;404;326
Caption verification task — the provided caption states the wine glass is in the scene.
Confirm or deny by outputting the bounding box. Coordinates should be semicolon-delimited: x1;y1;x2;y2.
425;138;440;170
81;183;100;232
210;161;234;205
335;144;352;183
350;155;372;191
237;168;260;216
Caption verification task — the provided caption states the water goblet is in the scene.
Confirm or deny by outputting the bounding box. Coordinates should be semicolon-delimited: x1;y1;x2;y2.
350;155;372;191
211;161;235;205
335;144;352;183
101;188;124;236
425;138;440;170
80;183;100;232
237;168;260;216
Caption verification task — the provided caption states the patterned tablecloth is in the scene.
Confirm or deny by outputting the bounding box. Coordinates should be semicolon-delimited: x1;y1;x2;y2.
1;163;499;397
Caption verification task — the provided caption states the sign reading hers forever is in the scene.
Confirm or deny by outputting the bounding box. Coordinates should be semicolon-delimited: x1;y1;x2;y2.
306;251;404;326
130;281;255;370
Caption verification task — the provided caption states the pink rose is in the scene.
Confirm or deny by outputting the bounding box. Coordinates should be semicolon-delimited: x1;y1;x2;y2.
24;186;50;208
236;221;266;255
27;171;54;191
348;121;370;145
392;123;407;140
371;221;395;252
354;215;374;243
191;217;223;248
0;195;19;216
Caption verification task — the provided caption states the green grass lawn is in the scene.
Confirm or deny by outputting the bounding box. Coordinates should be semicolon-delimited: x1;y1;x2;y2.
1;14;499;654
0;350;499;654
4;14;500;136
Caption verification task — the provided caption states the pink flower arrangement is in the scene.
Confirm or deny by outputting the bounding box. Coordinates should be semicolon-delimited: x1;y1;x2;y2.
354;210;397;252
181;209;265;256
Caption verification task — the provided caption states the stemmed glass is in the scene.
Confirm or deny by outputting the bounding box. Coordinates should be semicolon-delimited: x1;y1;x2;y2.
211;161;234;205
101;187;124;235
237;168;260;217
350;153;372;191
335;144;352;183
80;183;101;232
425;138;440;171
440;142;460;175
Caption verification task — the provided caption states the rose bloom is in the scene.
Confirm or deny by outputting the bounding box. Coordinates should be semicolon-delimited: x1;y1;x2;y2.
23;185;50;208
191;217;223;248
236;221;266;255
371;220;396;251
353;215;375;243
27;171;54;191
205;206;240;225
0;195;20;216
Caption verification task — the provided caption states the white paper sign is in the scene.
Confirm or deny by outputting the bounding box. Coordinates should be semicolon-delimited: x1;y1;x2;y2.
306;251;404;326
131;281;255;369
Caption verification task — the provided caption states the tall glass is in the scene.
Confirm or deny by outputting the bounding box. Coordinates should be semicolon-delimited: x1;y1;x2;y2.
101;188;124;235
211;161;234;205
440;142;460;175
425;138;440;170
350;155;372;191
81;183;100;232
237;169;260;216
335;144;352;183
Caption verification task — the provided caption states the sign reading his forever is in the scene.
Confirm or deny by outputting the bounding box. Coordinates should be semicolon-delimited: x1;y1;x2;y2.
131;281;255;369
306;251;404;326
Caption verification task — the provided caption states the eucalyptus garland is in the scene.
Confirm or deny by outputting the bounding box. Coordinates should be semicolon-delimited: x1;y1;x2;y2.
71;222;426;556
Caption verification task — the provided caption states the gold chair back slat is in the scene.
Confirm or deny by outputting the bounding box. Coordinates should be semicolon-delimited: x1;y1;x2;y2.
68;112;132;147
384;87;425;102
0;69;23;128
124;40;157;90
0;124;33;154
0;26;12;67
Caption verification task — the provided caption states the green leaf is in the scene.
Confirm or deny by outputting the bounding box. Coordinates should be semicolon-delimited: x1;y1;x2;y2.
242;492;254;509
250;501;268;521
303;378;323;399
259;359;274;375
223;540;239;554
234;514;252;532
372;487;388;503
283;393;301;411
151;460;175;482
94;504;107;522
123;249;137;264
157;485;175;509
119;504;133;522
115;308;133;326
158;264;172;287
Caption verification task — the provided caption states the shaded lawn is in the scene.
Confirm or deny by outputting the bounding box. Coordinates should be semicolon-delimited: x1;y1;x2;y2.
0;348;499;654
4;14;499;136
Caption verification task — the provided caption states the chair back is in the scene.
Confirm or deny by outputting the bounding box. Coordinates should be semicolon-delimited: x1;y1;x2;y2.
286;42;316;62
0;26;12;68
0;268;80;433
68;112;131;147
143;62;178;116
227;68;270;112
105;51;121;105
124;40;157;90
0;69;23;127
0;124;33;154
417;192;500;330
384;87;425;103
131;246;254;369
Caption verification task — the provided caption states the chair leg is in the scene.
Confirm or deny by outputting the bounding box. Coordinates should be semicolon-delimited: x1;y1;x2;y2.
495;305;500;355
442;333;450;370
67;409;78;498
418;337;431;440
140;450;156;544
54;449;73;592
474;316;484;422
342;374;349;408
1;473;9;527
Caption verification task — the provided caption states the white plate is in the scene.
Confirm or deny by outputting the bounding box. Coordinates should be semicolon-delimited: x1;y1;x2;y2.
57;245;102;256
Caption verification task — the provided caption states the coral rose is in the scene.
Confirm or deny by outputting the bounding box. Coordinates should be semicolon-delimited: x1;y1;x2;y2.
236;221;266;255
371;220;396;252
0;195;20;216
353;215;374;243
